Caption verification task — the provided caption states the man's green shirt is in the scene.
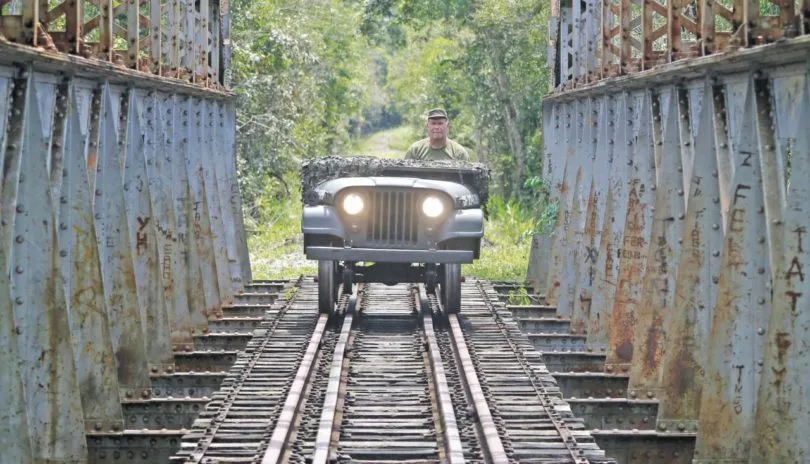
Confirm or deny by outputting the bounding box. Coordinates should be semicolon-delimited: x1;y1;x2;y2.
404;138;471;161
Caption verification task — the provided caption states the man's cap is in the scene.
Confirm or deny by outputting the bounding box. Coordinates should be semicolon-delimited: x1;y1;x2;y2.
426;108;448;119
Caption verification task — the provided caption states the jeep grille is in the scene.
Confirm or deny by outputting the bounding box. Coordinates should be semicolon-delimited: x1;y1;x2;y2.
366;190;418;244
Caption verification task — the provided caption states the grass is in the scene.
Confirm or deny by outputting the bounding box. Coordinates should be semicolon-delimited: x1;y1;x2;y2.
349;126;416;159
247;126;535;284
465;195;534;282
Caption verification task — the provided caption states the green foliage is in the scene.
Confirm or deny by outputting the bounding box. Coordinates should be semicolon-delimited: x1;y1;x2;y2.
466;194;535;281
236;0;558;283
231;0;375;211
246;175;316;280
506;287;533;305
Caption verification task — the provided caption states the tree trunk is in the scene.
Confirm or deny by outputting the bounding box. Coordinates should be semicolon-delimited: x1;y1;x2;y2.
487;30;526;195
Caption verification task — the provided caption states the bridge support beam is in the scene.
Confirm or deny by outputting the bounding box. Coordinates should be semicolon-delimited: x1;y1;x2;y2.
544;4;810;457
0;36;251;458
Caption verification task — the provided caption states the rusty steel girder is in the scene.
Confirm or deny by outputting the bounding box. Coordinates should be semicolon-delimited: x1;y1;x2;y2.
539;26;810;462
0;45;251;459
549;0;810;90
0;0;230;89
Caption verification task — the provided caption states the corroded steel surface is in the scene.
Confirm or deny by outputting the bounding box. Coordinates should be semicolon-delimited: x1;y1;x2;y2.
543;6;810;458
0;40;248;457
549;0;810;90
0;0;230;88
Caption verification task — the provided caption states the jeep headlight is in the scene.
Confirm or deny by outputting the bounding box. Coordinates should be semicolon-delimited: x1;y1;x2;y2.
342;193;365;215
422;196;445;218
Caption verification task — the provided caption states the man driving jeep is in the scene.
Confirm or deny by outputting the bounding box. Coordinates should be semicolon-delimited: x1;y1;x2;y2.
404;108;471;161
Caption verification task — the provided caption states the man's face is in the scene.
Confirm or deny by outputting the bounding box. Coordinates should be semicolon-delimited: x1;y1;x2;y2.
427;118;448;141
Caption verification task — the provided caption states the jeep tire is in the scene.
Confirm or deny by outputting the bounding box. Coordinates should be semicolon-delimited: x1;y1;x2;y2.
441;263;461;314
318;260;337;313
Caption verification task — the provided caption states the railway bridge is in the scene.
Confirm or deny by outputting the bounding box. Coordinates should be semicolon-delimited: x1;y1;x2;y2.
0;0;808;462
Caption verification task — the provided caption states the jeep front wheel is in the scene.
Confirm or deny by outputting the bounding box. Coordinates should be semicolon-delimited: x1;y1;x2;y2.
318;260;337;313
441;263;461;314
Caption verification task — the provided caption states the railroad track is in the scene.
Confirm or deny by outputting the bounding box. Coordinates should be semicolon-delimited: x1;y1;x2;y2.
173;278;615;463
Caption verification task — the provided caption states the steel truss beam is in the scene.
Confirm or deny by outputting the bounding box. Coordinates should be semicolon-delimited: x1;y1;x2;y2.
540;40;810;462
0;57;250;459
0;0;230;89
551;0;810;90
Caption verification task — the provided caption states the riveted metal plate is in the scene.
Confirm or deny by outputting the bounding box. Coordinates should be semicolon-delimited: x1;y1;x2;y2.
87;430;186;463
149;372;228;398
553;372;630;399
172;350;239;372
122;398;210;429
591;431;695;464
567;399;658;430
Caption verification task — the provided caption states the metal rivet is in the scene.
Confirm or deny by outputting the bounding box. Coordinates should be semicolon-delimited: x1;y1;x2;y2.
773;219;783;225
15;297;23;305
16;205;24;213
15;235;24;244
712;250;720;257
60;250;68;257
15;266;23;274
712;224;720;230
757;328;766;335
713;276;719;284
678;214;684;220
757;360;764;366
677;189;684;196
713;197;720;204
758;298;766;305
59;223;67;230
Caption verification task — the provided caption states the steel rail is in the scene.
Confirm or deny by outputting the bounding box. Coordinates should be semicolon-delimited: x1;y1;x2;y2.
184;278;303;463
311;293;357;463
260;312;330;463
443;307;509;462
416;285;466;464
474;280;590;464
258;282;358;464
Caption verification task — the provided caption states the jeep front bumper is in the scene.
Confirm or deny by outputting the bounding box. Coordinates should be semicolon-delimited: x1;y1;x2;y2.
305;247;474;263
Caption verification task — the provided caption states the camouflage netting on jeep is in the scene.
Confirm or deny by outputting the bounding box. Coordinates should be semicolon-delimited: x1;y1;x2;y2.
300;156;491;206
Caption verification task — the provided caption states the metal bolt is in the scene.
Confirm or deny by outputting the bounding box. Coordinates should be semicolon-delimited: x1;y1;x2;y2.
15;236;24;244
758;267;766;275
713;276;719;284
60;250;67;257
16;205;24;213
15;297;23;305
757;359;764;366
94;422;103;431
758;298;766;305
712;224;720;230
712;250;720;257
757;328;766;335
677;189;684;196
773;219;783;225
